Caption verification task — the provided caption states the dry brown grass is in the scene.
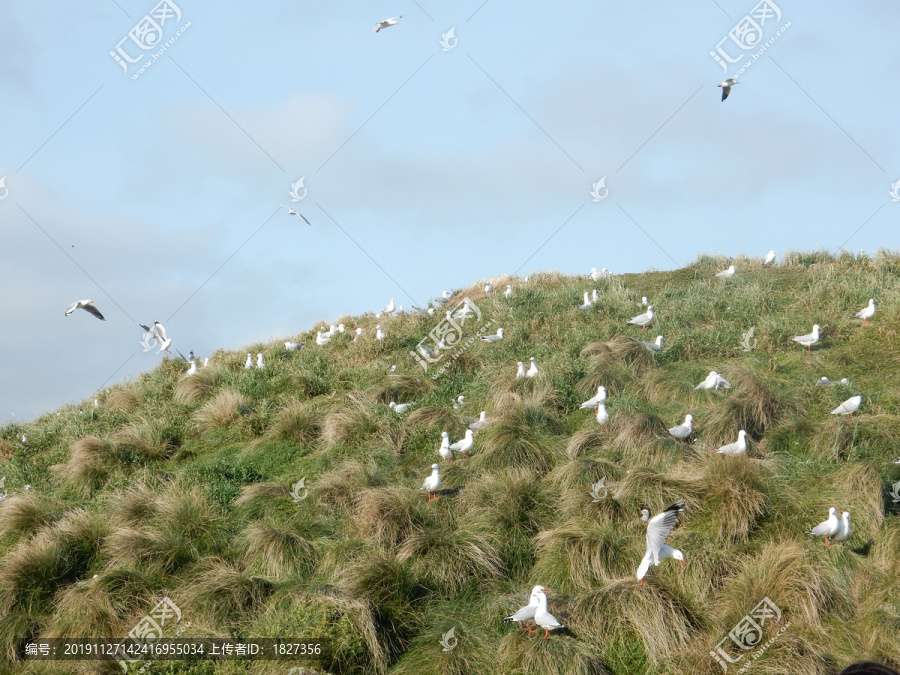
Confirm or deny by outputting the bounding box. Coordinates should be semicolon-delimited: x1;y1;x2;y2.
314;460;383;510
320;401;379;447
265;399;320;445
103;386;141;413
184;557;275;628
581;336;658;392
372;374;433;405
241;519;317;577
193;390;250;432
351;486;433;549
0;491;64;539
174;365;224;403
702;368;803;439
112;417;174;460
50;435;116;489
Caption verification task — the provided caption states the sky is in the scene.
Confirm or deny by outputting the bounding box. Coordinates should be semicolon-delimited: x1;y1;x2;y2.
1;0;897;424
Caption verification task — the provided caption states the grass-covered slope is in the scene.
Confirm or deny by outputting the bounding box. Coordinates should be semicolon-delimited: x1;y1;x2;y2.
2;250;900;674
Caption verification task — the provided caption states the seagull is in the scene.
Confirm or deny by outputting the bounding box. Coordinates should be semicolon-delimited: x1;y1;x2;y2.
715;265;736;278
390;401;414;414
438;431;454;461
337;324;346;333
595;402;609;425
525;357;539;378
641;296;648;306
589;268;600;281
203;358;209;367
667;414;694;443
285;341;304;351
516;361;526;379
279;204;311;225
244;353;253;369
854;299;876;327
185;360;197;377
580;386;607;409
504;284;513;298
831;395;862;418
717;77;739;101
627;306;654;330
485;283;494;293
374;15;402;32
468;411;488;432
832;511;851;544
353;327;362;341
578;292;593;311
383;299;396;316
641;335;664;353
816;377;833;386
150;320;172;354
256;353;265;369
434;291;451;305
792;324;820;353
807;507;840;546
763;250;776;265
592;289;599;303
716;430;748;455
533;588;566;638
449;429;474;459
637;500;685;583
65;299;105;320
480;328;505;342
695;371;731;390
316;331;331;346
503;586;545;634
420;463;441;501
376;325;385;341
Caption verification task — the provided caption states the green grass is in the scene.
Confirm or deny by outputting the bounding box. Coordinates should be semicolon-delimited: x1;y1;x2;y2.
2;250;900;673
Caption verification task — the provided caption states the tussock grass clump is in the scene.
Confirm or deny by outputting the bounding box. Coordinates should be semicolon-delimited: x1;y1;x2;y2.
581;336;657;392
565;426;607;460
472;397;562;474
192;390;250;432
50;435;116;488
703;368;802;439
241;519;317;577
234;482;292;518
812;414;900;462
314;460;383;509
396;528;503;593
351;486;433;549
185;557;275;628
103;386;141;413
112;417;174;460
109;480;160;527
497;631;611;675
0;491;64;539
610;468;699;515
606;411;668;459
406;405;461;431
266;400;320;445
321;402;379;447
44;579;127;640
173;365;223;403
373;374;433;405
534;519;635;586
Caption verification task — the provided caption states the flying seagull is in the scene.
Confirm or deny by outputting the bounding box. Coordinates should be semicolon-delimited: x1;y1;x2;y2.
65;299;105;320
279;204;311;225
637;500;686;583
139;321;172;354
718;77;739;101
374;16;402;32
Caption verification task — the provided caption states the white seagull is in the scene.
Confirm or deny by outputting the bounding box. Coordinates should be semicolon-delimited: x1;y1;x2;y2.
468;411;488;432
244;353;253;369
580;386;607;409
516;361;526;379
185;360;197;377
503;585;545;634
694;371;731;391
628;306;654;330
641;296;648;306
533;589;566;638
279;204;311;225
285;341;304;351
716;430;748;455
667;414;694;442
376;325;385;341
831;511;851;544
578;292;593;311
637;500;686;583
449;429;474;460
715;265;736;278
480;328;505;342
65;299;105;320
641;335;664;353
316;331;331;346
389;401;414;414
807;507;840;546
525;357;539;378
256;353;265;369
383;299;396;316
589;268;600;281
792;324;820;353
434;291;451;305
763;250;776;265
374;15;402;32
484;283;494;293
595;402;609;425
420;463;441;501
718;77;739;101
853;299;876;327
504;284;513;298
438;431;454;461
831;395;862;418
353;327;363;341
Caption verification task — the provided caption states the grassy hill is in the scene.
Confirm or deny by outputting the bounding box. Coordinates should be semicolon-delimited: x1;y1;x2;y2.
2;250;900;675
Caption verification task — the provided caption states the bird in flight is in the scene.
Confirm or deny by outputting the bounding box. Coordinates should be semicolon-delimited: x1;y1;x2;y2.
374;16;402;32
279;204;311;225
65;299;105;320
717;77;739;102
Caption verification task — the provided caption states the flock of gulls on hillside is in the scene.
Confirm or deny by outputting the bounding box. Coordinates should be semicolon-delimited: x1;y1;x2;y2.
61;250;883;638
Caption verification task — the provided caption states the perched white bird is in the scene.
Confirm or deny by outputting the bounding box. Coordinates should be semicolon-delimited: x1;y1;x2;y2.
637;500;685;583
533;589;566;638
65;299;105;320
285;341;304;351
641;296;648;306
516;361;526;379
434;291;451;305
816;377;833;386
503;585;545;633
831;395;862;417
389;401;414;414
256;353;265;369
627;306;654;330
202;358;209;367
831;511;851;544
468;411;488;432
374;15;402;32
484;283;494;293
337;324;346;333
316;331;331;346
641;335;664;353
694;371;731;390
383;299;395;316
592;289;599;303
449;429;474;459
792;324;820;353
244;353;252;369
420;463;441;501
580;386;607;409
185;360;197;377
438;431;454;461
480;328;505;342
376;325;385;341
807;507;840;546
578;291;593;311
715;265;736;278
854;299;876;327
718;77;739;101
667;414;694;442
525;357;539;378
716;430;747;455
589;267;600;281
595;402;609;425
353;327;363;341
504;284;513;298
279;203;311;225
763;250;776;265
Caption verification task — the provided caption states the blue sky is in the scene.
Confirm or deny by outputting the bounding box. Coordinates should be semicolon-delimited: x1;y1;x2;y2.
1;0;897;423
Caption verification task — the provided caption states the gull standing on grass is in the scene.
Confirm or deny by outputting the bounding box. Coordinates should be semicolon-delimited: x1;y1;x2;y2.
469;411;488;432
580;386;607;409
244;353;253;369
449;429;474;460
480;328;504;342
715;265;736;278
854;299;876;327
807;507;840;546
831;395;862;417
637;500;686;583
832;511;851;544
420;463;441;501
279;204;311;225
792;324;820;353
516;361;526;379
504;284;513;298
376;325;385;341
438;432;454;461
716;430;747;455
316;331;331;345
668;414;694;442
694;371;731;390
256;353;265;369
525;357;539;378
641;335;663;353
383;299;395;316
389;401;414;414
533;589;566;638
578;292;593;310
185;360;197;377
484;283;494;293
763;250;776;265
503;586;545;634
628;305;654;330
595;402;609;425
285;341;304;351
434;291;451;305
65;299;105;320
